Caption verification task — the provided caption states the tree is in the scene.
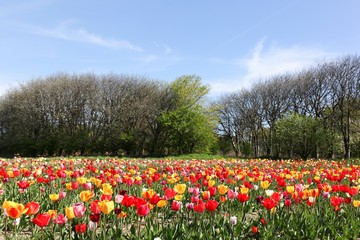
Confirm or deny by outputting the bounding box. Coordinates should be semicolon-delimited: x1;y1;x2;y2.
159;75;216;155
275;113;325;159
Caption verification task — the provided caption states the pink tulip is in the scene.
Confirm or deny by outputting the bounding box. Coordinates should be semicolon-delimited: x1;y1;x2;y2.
73;203;86;218
59;191;66;199
171;201;181;211
192;187;200;197
227;189;238;200
83;182;92;190
115;194;124;204
54;214;67;225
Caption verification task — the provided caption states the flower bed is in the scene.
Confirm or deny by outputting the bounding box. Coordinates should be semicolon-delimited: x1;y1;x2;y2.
0;157;360;239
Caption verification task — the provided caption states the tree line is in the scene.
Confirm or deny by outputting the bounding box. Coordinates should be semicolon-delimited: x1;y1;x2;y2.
217;54;360;159
0;74;216;157
0;54;359;158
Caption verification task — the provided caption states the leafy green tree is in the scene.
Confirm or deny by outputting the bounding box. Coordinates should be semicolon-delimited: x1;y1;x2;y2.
160;75;217;155
275;113;328;159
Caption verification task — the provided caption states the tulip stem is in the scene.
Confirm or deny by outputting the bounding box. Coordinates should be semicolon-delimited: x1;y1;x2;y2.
138;216;142;239
4;216;7;240
102;214;107;239
14;222;17;240
69;221;72;240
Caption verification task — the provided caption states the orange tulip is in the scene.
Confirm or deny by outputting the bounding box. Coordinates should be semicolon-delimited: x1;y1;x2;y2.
2;201;26;219
79;190;95;202
156;200;167;208
217;185;228;195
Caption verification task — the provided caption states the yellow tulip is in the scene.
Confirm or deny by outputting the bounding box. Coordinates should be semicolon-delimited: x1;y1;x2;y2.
65;183;72;190
156;200;167;208
260;180;270;190
240;187;249;194
218;185;228;195
117;212;127;218
76;177;87;185
47;209;57;218
101;183;113;195
91;178;103;188
65;207;75;220
286;186;295;194
79;190;94;202
174;184;186;194
142;189;156;199
174;194;183;201
353;200;360;208
49;194;60;201
98;200;114;214
208;179;216;187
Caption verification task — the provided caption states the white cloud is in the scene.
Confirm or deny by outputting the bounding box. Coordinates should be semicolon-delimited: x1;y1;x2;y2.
242;38;336;82
208;38;338;96
27;20;142;51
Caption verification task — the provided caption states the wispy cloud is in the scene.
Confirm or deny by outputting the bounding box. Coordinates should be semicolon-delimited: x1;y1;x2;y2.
241;38;336;82
208;38;338;96
26;20;142;51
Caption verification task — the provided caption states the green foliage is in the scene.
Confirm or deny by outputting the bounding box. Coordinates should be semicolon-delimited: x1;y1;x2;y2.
274;113;330;159
159;76;216;155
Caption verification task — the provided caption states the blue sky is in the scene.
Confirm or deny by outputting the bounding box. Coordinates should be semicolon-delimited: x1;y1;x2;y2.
1;0;360;98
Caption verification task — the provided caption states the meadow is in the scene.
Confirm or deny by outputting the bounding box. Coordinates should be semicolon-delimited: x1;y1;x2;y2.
0;157;359;239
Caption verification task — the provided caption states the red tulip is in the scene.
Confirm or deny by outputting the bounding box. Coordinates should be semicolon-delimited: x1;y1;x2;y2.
237;193;250;203
330;196;344;208
17;180;30;189
89;213;100;222
348;187;358;197
171;201;181;211
24;202;40;215
137;204;150;216
208;186;217;196
149;194;161;205
71;182;79;190
164;188;177;200
75;223;87;233
261;198;278;210
101;194;112;201
205;200;218;212
90;200;101;214
284;198;292;207
194;203;205;213
32;213;51;228
121;195;136;207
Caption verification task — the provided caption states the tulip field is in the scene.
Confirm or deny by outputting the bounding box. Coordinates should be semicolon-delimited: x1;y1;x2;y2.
1;158;360;239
